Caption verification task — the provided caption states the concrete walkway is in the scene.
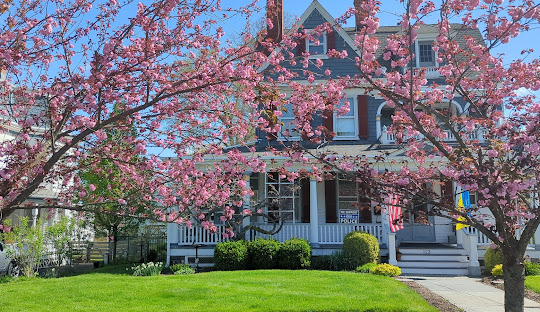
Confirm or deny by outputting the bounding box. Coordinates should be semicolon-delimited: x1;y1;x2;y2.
405;276;540;312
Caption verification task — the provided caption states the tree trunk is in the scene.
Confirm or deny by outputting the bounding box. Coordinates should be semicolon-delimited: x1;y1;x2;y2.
503;253;525;312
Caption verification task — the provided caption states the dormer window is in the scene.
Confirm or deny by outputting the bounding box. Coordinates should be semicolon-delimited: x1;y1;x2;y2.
306;32;328;58
415;40;438;68
418;41;436;67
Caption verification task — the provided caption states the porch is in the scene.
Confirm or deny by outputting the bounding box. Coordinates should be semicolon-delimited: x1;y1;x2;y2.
170;223;386;247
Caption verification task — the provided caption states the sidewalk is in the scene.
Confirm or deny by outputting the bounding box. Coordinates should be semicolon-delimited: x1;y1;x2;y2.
406;276;540;312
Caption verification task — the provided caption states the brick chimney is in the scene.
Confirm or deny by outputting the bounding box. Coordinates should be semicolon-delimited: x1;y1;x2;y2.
266;0;283;43
354;0;369;30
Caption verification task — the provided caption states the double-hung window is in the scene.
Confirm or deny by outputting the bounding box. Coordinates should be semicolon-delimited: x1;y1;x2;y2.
334;97;358;139
306;32;327;58
265;173;299;223
415;39;438;68
279;103;300;140
336;175;373;223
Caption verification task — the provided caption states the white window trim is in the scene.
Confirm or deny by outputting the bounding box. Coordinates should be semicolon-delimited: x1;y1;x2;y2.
305;30;329;59
264;173;299;224
414;37;439;68
333;96;359;140
278;102;301;141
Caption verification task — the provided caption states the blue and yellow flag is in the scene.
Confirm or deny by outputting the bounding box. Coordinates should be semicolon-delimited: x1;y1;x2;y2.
456;191;471;230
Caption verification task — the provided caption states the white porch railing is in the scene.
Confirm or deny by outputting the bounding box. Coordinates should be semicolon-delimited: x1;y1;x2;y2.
380;126;486;144
319;224;384;245
178;224;230;245
176;223;383;246
250;224;311;242
466;227;535;248
425;67;441;79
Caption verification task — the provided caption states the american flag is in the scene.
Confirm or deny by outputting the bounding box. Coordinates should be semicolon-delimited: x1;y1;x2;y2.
388;194;404;232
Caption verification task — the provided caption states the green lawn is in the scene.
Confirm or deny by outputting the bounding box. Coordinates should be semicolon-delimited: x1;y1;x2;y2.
526;276;540;293
0;268;437;312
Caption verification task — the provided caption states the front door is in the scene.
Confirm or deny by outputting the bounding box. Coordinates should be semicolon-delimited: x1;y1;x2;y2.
398;202;436;242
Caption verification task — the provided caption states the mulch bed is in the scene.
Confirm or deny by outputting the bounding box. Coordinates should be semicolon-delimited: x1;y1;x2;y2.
480;277;540;303
398;278;463;312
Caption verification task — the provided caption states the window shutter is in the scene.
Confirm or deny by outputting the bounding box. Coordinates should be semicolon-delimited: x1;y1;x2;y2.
325;178;337;223
357;95;369;139
327;30;336;51
301;178;310;223
322;109;334;139
440;179;454;206
296;37;306;56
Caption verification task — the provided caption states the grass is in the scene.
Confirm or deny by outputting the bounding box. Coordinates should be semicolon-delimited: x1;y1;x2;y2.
526;276;540;293
0;267;437;312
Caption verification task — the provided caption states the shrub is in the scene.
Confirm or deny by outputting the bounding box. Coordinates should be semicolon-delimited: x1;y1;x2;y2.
484;246;504;273
525;262;540;276
356;263;378;273
370;263;402;277
491;264;504;277
278;238;311;269
0;276;15;284
214;240;248;271
326;251;356;271
131;262;163;276
342;231;379;268
310;255;333;270
171;263;195;275
247;238;280;269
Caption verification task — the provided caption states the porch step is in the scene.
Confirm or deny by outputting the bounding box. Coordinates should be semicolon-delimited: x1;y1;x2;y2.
400;254;468;262
400;267;469;276
397;246;471;276
398;260;469;268
399;248;466;256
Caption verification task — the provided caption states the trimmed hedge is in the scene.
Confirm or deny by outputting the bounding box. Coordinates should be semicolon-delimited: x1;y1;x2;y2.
484;246;504;273
248;238;280;269
278;238;311;269
214;241;248;271
342;231;379;268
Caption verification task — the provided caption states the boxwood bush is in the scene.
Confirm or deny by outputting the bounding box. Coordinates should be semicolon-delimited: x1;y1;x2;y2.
214;240;248;271
247;238;280;269
484;246;504;273
342;231;379;268
278;238;311;269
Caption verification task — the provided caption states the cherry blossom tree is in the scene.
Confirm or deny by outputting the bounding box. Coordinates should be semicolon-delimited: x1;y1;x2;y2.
0;0;280;226
262;1;539;311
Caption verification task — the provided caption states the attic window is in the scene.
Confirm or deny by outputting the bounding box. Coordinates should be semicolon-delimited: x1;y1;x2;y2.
306;32;327;58
416;40;437;67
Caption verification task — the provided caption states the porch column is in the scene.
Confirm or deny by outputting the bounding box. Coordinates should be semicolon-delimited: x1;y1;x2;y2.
243;177;251;241
166;209;179;266
388;231;397;265
535;225;540;251
376;114;381;141
309;178;319;246
468;232;481;276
